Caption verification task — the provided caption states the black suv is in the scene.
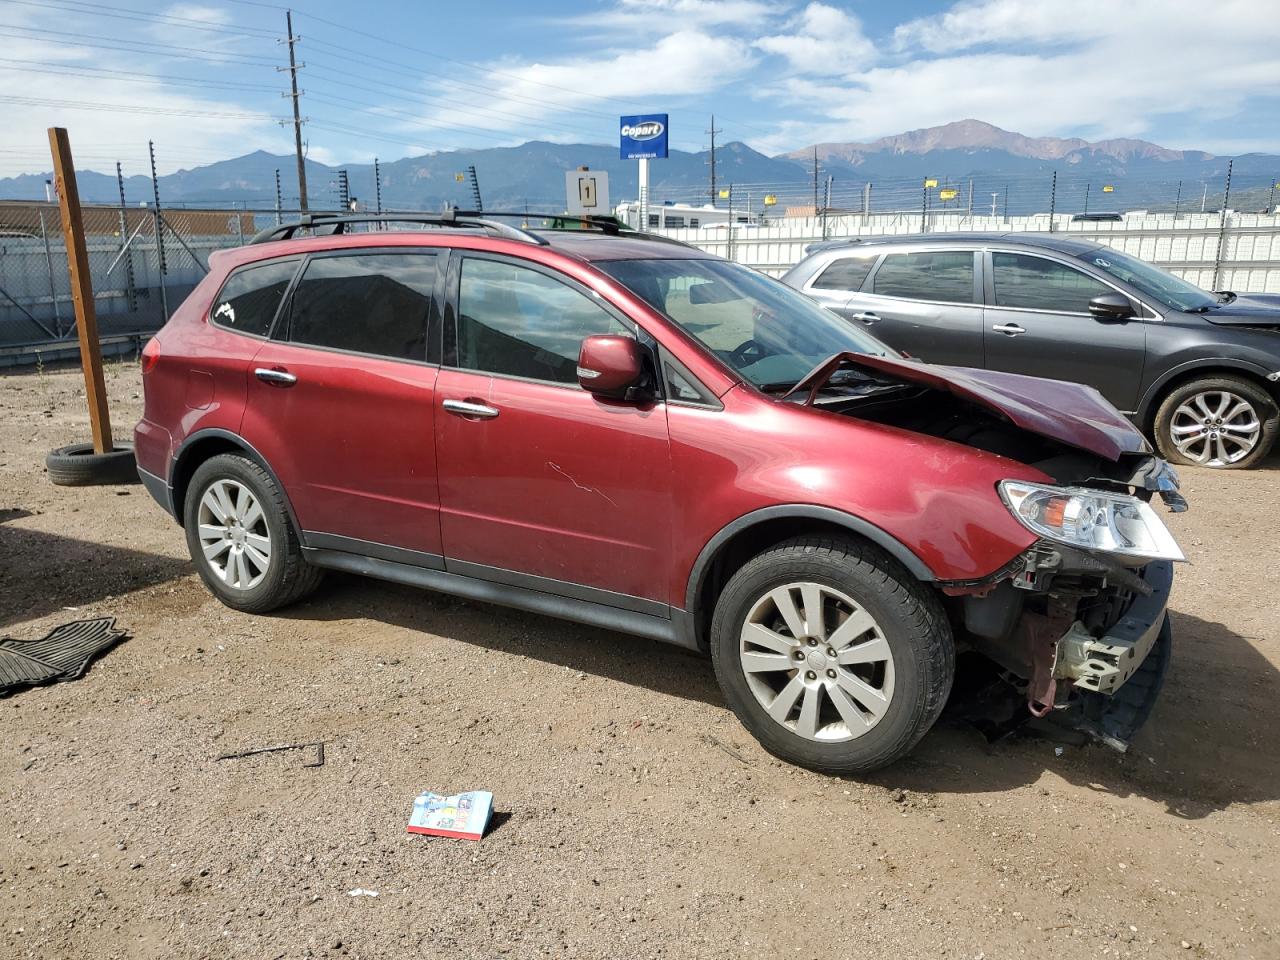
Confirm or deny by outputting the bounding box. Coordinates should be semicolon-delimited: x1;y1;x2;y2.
782;233;1280;468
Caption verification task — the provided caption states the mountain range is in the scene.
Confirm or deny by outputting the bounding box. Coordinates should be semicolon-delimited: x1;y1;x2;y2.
1;120;1275;214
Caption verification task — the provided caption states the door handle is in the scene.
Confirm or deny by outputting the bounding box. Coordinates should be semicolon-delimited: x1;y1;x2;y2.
991;323;1026;336
443;398;500;420
254;367;297;386
849;311;880;324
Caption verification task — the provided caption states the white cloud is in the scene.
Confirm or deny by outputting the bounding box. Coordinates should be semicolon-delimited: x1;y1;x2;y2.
755;3;877;76
566;0;777;33
411;30;756;146
755;0;1280;152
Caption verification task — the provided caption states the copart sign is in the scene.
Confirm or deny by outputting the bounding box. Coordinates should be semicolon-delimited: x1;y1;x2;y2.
620;114;669;160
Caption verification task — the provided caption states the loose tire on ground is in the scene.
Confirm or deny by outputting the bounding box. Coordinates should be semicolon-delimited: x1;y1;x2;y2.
709;534;954;775
1152;375;1278;470
46;441;138;486
183;453;323;613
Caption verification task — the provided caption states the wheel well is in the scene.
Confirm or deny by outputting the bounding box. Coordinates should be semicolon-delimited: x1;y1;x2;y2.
690;517;912;650
170;436;248;525
1144;366;1279;432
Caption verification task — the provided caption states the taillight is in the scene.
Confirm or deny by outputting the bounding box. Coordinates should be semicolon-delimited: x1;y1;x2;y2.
141;337;161;375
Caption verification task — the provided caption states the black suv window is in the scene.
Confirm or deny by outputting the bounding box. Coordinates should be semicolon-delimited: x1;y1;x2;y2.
456;257;631;384
211;259;298;336
872;251;975;303
286;252;437;361
992;252;1113;314
811;256;875;291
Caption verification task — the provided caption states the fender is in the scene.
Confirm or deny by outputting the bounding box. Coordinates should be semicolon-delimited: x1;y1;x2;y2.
170;428;304;538
682;504;938;616
1136;356;1277;422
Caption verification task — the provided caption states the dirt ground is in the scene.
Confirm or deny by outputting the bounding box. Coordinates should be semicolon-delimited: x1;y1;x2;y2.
1;361;1278;960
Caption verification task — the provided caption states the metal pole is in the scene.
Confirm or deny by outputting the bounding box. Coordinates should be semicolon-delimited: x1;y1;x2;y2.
274;168;283;224
38;209;62;335
862;182;870;217
234;201;245;245
284;10;308;212
149;140;169;322
1047;171;1057;232
822;175;832;239
1083;183;1090;216
1212;159;1233;291
374;157;383;215
966;178;973;219
1003;184;1009;220
1201;182;1208;212
920;180;928;234
638;157;649;231
1173;179;1182;220
116;161;137;312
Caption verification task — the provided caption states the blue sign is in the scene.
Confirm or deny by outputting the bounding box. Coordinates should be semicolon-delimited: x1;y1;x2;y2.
620;114;668;160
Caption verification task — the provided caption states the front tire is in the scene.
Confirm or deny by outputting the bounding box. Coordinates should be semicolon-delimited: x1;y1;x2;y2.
183;453;322;613
709;535;953;775
1153;376;1278;469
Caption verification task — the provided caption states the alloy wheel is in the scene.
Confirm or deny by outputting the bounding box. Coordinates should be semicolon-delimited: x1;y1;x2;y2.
1169;389;1261;466
738;581;895;742
196;479;272;590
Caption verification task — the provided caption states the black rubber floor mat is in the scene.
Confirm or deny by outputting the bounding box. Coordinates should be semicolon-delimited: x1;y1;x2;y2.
0;617;128;695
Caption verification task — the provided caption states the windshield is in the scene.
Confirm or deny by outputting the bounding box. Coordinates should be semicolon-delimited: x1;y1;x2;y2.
597;257;892;388
1079;248;1218;312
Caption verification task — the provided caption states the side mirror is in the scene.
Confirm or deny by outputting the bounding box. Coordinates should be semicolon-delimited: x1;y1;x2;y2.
577;335;646;399
1088;292;1135;320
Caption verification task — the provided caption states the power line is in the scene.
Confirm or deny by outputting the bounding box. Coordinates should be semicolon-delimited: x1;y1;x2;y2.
0;94;278;120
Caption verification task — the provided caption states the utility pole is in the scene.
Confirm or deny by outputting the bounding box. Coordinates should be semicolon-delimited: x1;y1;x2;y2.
1212;159;1234;290
966;178;973;219
1173;179;1182;220
1003;184;1009;220
374;157;383;215
990;192;999;217
706;114;721;207
822;174;832;239
1047;170;1057;232
1083;183;1091;216
280;10;308;212
466;165;482;212
274;168;283;224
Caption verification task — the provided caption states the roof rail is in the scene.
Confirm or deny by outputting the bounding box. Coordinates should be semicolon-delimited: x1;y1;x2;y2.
248;210;549;246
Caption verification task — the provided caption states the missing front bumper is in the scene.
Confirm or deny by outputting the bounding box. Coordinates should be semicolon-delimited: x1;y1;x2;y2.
1056;560;1174;695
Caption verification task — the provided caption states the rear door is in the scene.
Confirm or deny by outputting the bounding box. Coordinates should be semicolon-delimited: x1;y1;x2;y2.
851;249;984;366
982;251;1147;412
240;248;446;560
434;252;673;609
797;253;879;322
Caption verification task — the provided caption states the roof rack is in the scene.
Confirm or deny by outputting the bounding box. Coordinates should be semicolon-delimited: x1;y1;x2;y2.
248;210;550;246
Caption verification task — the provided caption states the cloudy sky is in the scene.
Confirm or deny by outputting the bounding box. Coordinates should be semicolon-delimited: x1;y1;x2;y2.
1;0;1278;179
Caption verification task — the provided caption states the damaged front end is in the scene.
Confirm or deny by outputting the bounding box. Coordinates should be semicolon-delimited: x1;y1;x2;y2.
794;353;1188;751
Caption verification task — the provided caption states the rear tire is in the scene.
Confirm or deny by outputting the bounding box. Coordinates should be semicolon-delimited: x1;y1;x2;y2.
1153;375;1277;469
709;534;953;775
183;453;322;613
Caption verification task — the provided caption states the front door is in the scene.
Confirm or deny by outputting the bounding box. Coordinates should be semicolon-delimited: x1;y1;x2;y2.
982;251;1148;412
851;249;985;366
240;249;445;559
434;253;672;609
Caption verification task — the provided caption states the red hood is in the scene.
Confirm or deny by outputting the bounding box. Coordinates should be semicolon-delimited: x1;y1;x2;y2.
790;353;1152;462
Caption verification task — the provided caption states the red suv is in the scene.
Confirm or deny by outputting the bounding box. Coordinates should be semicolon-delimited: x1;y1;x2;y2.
135;213;1187;773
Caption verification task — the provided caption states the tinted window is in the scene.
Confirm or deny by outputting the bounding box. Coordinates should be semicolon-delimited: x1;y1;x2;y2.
872;251;974;303
211;259;297;336
457;258;631;384
811;256;875;291
287;253;436;361
992;253;1112;313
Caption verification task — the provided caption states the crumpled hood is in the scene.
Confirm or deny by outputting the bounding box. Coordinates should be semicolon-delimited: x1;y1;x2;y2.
806;353;1151;461
1200;293;1280;326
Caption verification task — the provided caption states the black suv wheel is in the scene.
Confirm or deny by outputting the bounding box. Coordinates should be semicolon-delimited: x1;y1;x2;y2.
1153;375;1278;469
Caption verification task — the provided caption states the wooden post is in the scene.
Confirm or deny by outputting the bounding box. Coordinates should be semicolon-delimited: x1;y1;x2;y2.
48;127;113;454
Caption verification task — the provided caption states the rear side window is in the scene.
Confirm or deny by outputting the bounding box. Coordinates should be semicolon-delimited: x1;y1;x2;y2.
286;253;437;361
872;251;975;303
992;252;1113;313
210;259;298;336
456;257;631;385
811;256;875;291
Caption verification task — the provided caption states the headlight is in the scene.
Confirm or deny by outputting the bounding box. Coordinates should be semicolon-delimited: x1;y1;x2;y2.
999;480;1185;562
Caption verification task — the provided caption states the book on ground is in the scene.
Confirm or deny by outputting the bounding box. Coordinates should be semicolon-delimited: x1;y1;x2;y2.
407;790;494;841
